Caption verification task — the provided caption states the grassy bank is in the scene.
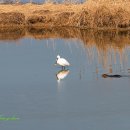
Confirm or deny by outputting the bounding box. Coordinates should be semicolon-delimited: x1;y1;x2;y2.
1;0;130;29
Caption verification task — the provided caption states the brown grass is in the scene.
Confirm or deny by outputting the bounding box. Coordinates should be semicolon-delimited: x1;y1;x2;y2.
1;1;130;29
0;12;25;25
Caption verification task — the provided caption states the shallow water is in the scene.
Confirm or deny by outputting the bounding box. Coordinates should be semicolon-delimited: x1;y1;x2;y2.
0;28;130;130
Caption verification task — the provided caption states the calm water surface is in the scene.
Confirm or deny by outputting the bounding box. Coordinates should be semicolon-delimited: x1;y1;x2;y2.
0;28;130;130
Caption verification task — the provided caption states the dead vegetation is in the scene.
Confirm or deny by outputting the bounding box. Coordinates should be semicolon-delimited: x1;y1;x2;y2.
1;1;130;29
0;12;25;25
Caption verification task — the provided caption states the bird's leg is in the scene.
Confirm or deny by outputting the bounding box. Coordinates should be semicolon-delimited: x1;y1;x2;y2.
62;66;64;70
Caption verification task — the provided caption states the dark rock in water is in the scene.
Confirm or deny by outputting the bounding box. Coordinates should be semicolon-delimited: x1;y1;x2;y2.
102;74;122;78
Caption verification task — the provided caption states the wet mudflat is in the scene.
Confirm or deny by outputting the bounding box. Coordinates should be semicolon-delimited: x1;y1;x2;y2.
0;28;130;130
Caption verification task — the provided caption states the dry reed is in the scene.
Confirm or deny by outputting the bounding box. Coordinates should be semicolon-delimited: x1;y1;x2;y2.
1;0;130;29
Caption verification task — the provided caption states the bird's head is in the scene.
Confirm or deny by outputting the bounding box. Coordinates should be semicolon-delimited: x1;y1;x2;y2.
57;55;60;59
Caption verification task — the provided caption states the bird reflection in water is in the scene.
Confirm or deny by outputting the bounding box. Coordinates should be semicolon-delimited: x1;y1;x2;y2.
56;69;70;82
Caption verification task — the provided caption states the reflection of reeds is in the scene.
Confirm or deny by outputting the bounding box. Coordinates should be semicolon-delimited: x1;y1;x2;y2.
79;29;130;70
0;26;130;71
27;27;81;39
27;27;130;72
0;27;25;40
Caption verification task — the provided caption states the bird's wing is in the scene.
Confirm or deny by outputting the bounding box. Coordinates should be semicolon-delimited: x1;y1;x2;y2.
60;58;70;66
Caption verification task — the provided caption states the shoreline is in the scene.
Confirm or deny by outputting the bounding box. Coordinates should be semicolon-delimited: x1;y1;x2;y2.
1;1;130;29
0;26;130;42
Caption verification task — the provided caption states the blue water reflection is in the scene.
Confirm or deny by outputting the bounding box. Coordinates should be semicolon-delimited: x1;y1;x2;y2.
0;30;130;130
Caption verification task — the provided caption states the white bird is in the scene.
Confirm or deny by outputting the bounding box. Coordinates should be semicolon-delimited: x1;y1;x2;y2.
56;70;70;82
55;55;70;69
